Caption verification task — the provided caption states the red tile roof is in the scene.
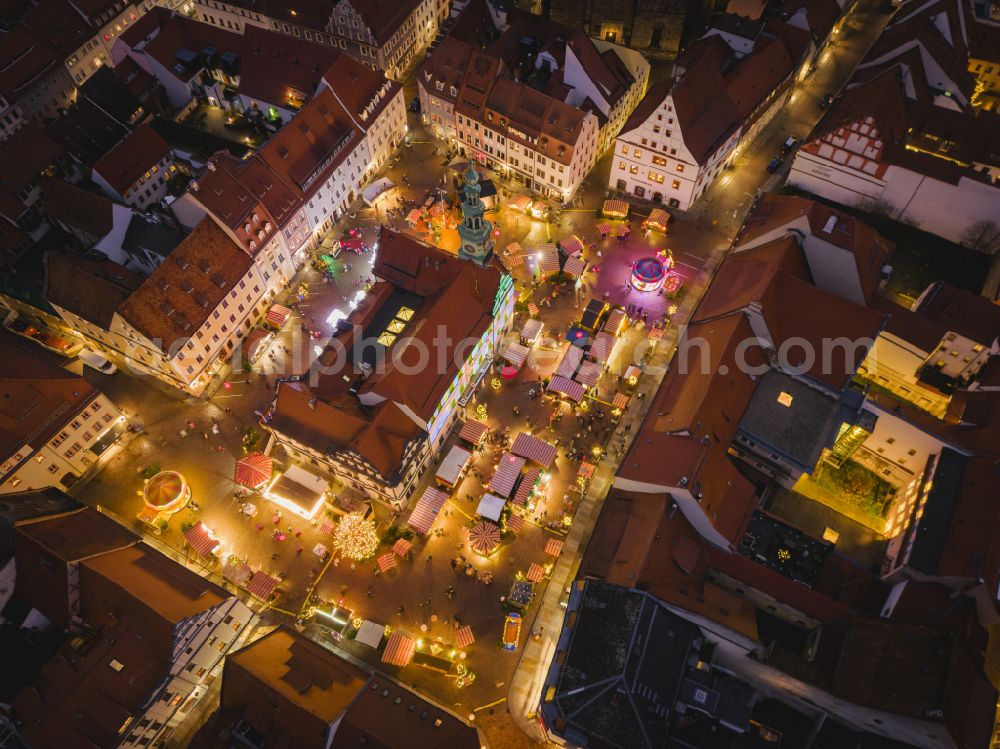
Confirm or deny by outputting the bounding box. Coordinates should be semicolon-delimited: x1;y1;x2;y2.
118;218;253;350
566;29;633;108
45;254;143;329
419;36;474;105
259;88;360;195
915;282;1000;347
345;0;422;44
239;25;343;108
20;0;90;56
322;53;401;131
0;341;99;459
0;123;65;199
92;124;171;194
41;178;114;238
136;12;242;83
0;25;61;103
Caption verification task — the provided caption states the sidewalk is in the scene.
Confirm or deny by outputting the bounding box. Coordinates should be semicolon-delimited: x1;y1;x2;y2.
504;237;731;742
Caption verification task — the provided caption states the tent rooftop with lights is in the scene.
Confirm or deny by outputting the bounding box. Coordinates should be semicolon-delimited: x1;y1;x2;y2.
263;465;328;519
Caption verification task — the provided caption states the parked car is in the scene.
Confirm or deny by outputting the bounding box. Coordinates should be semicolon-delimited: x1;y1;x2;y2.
767;157;783;173
78;349;117;374
408;97;420;112
780;136;798;155
819;93;834;109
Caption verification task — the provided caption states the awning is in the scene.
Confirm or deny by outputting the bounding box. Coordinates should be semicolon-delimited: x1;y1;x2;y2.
511;433;557;468
234;452;273;488
506;241;522;256
246;570;279;600
407;486;449;535
562;254;586;278
649;326;665;341
382;632;416;666
435;445;471;487
602;199;629;218
512;466;540;507
613;392;630;409
488;454;526;497
377;552;397;573
265;304;292;328
362;176;395;205
223;559;252;586
469;520;501;555
458;419;489;446
502;342;530;368
520;318;544;345
577;461;596;480
504;247;524;268
574;359;601;389
547;375;584;402
356;619;385;648
646;208;671;231
603;308;626;335
616;223;630;238
509;193;532;212
320;517;335;535
527;244;560;276
405;207;422;224
392;538;412;557
544;538;564;557
596;221;611;235
589;331;616;364
456;625;475;648
183;521;220;557
555;344;584;379
476;493;506;522
526;562;545;582
559;235;584;255
506;513;525;533
624;365;640;381
527;302;539;316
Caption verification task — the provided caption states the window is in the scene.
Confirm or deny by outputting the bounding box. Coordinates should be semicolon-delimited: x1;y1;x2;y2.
676;164;685;173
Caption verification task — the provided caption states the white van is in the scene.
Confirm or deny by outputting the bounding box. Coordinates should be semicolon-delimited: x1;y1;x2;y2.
78;349;117;374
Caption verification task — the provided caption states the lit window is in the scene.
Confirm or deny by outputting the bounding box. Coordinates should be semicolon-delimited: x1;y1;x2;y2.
777;392;793;407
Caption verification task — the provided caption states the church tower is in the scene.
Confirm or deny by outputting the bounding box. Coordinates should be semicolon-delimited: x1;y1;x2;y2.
456;165;494;266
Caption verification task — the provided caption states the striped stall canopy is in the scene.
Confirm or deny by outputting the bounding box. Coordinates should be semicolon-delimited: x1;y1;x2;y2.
504;252;524;269
544;538;564;557
595;221;611;235
469;520;502;555
602;199;629;218
562;254;586;278
246;570;280;600
588;331;616;364
555;344;584;379
616;223;630;238
613;392;630;409
377;552;397;573
509;193;533;212
234;452;273;489
456;625;475;648
526;562;545;582
222;559;252;586
646;208;671;231
547;375;584;402
407;486;449;535
183;521;220;557
406;207;422;224
574;359;601;389
502;342;530;368
559;235;584;255
512;466;540;507
507;241;522;255
506;513;525;533
527;302;539;316
602;308;626;335
458;419;489;445
577;461;596;480
624;365;640;381
649;326;665;341
392;538;413;557
382;632;416;666
520;318;544;345
511;433;557;468
488;454;526;497
320;517;335;535
528;244;560;276
361;176;394;205
265;304;292;328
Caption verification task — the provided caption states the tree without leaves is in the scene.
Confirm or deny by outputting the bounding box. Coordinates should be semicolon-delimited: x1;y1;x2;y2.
960;220;1000;255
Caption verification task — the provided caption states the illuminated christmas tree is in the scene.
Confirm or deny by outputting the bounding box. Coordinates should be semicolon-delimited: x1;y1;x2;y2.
332;513;379;560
